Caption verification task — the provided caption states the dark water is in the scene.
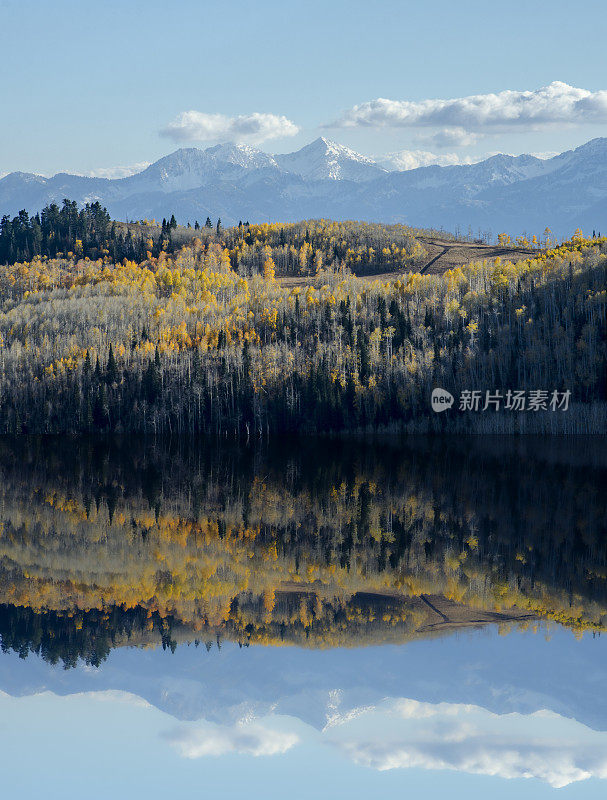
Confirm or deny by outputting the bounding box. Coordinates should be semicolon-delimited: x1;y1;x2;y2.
0;435;606;798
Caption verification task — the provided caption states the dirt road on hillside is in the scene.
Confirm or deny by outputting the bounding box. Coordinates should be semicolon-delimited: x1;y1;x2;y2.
279;236;538;287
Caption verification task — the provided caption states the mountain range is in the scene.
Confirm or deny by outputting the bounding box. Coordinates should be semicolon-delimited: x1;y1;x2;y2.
2;136;607;237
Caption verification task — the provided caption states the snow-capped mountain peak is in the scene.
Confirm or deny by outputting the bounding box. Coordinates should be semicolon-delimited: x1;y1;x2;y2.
275;137;385;181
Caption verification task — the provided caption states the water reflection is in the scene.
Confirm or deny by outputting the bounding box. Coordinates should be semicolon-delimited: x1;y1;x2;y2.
1;435;605;663
0;435;606;795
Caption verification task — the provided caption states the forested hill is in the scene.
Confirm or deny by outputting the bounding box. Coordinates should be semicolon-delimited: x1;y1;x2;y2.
0;212;605;435
0;198;547;276
0;201;433;273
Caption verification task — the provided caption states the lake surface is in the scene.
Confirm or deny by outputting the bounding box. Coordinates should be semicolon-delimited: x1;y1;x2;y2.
0;435;606;798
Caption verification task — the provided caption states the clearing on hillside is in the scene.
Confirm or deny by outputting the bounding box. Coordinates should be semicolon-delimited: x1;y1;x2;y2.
278;235;538;287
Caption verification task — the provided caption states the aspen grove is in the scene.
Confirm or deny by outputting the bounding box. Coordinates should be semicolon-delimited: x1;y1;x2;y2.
0;219;604;435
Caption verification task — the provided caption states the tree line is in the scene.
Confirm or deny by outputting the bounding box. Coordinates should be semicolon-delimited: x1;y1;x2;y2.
0;200;197;264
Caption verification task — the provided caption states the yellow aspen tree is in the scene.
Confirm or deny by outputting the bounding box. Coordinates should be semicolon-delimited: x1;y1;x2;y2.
263;257;276;282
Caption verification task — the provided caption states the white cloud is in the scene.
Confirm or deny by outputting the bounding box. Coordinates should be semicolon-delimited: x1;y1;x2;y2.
332;81;607;132
424;127;481;148
86;162;151;179
376;149;477;171
160;111;299;145
164;721;299;759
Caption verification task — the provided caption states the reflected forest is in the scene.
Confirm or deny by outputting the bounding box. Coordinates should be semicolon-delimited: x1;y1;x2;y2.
0;435;605;668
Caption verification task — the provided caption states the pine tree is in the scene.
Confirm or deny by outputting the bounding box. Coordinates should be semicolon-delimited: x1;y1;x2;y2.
142;348;162;404
105;344;118;384
357;328;370;384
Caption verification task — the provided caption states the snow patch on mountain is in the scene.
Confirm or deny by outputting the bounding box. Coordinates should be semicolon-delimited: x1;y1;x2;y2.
129;144;279;193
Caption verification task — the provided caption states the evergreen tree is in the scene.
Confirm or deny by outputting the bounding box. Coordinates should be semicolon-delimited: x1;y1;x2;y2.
105;344;118;384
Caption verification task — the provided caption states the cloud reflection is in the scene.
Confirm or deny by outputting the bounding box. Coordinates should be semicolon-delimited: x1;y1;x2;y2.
328;699;607;788
165;721;299;759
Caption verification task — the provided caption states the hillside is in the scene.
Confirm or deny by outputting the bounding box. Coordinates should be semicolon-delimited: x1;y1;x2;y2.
113;222;537;280
2;137;607;237
0;221;604;436
0;205;539;278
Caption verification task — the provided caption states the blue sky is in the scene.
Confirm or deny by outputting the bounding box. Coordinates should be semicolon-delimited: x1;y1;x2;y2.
1;0;607;175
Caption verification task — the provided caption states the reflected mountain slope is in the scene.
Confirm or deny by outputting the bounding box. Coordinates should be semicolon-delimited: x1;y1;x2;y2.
1;626;607;733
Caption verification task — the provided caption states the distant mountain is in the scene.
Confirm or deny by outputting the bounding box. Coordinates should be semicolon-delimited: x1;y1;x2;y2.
1;137;606;236
123;144;280;193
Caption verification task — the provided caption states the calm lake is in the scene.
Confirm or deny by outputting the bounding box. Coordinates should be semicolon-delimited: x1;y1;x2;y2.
0;435;606;798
